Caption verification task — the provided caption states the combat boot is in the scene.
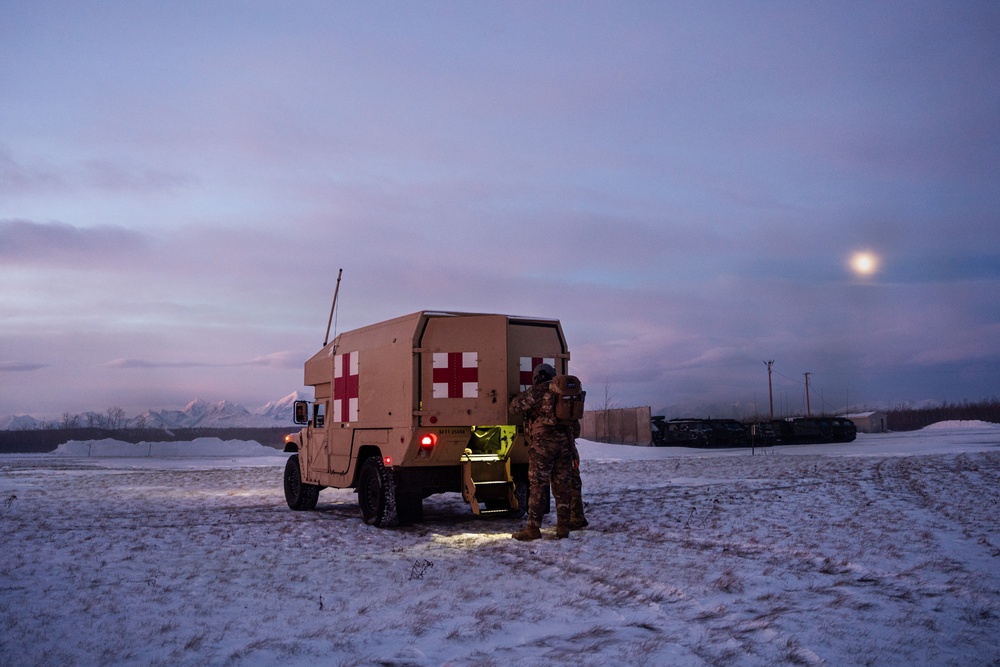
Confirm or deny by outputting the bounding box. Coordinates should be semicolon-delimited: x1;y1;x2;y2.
512;524;541;541
569;516;589;530
555;524;570;539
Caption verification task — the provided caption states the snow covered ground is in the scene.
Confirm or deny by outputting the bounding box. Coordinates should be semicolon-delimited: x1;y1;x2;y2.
1;423;999;666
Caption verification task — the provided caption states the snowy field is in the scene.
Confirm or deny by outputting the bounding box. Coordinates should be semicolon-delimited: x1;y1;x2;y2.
2;424;999;667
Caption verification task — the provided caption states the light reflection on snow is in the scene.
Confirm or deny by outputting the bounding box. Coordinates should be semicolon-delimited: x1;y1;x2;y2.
427;531;511;548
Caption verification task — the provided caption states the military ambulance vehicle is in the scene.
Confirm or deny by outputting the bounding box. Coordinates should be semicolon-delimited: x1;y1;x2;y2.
282;311;571;527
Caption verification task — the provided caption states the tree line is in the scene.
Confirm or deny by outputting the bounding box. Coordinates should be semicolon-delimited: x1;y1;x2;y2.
7;406;143;431
885;398;1000;431
57;406;143;430
9;398;1000;440
1;406;294;453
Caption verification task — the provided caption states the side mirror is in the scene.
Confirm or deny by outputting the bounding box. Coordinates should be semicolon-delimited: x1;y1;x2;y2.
293;400;310;425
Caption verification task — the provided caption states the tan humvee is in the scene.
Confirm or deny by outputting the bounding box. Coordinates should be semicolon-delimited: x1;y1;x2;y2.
282;311;570;527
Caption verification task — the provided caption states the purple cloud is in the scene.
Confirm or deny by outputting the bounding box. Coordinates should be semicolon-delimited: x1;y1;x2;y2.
0;361;48;373
101;353;302;371
1;149;197;196
0;219;148;264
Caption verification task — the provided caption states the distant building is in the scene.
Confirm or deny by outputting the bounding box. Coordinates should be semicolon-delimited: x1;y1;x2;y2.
844;411;887;433
581;406;653;445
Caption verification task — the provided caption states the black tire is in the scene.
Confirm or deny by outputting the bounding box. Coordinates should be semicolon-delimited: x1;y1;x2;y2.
284;455;320;511
358;457;399;527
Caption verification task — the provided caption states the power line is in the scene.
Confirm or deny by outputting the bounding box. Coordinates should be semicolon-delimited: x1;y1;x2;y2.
772;368;806;385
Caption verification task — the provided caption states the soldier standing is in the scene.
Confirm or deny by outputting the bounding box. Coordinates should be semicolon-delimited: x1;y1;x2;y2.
509;363;575;540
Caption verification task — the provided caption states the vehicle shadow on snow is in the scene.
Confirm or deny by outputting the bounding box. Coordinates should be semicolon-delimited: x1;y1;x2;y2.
310;493;523;532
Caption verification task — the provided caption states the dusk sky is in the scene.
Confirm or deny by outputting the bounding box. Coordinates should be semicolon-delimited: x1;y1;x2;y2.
2;1;999;420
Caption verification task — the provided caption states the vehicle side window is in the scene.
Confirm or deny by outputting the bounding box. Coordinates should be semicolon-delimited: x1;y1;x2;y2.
314;402;326;427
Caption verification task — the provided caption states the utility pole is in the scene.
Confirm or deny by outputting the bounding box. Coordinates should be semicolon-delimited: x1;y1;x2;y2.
803;372;812;417
764;360;775;420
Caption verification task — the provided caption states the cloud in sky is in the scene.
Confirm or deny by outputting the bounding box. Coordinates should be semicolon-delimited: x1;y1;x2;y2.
100;359;209;370
0;219;148;264
1;1;998;418
0;148;198;197
0;361;49;373
100;352;301;371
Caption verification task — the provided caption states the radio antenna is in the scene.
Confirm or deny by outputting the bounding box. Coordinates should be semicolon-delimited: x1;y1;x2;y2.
323;269;343;347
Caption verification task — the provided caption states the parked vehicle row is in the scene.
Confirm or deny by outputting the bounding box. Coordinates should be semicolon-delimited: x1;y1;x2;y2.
774;417;858;444
651;416;857;448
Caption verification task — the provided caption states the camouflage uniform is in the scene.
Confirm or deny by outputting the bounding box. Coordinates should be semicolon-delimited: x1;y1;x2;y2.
547;417;588;528
567;424;588;529
509;381;575;537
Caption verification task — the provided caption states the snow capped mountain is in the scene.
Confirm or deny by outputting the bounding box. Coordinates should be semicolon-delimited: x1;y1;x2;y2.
0;414;46;430
140;395;302;429
260;391;308;421
1;393;308;430
141;400;245;429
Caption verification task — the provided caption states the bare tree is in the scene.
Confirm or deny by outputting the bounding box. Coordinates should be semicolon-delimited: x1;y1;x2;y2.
105;406;127;430
60;412;81;429
602;377;619;411
593;377;620;444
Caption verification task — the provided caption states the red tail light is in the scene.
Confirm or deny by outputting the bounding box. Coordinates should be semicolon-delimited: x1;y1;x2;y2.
419;433;437;450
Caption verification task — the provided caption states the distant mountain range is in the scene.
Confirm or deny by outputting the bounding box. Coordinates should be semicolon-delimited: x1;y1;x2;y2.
0;393;305;431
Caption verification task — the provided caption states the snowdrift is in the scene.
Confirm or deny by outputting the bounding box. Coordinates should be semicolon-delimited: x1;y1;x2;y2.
921;419;1000;430
52;437;282;458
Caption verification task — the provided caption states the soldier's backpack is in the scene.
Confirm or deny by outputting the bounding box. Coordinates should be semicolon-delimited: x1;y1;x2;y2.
549;375;586;424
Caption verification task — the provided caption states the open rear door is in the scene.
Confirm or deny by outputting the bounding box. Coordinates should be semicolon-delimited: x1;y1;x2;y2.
417;314;508;427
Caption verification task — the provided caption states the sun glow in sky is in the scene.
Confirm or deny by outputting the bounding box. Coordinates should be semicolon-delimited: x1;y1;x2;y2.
1;1;999;419
851;252;879;277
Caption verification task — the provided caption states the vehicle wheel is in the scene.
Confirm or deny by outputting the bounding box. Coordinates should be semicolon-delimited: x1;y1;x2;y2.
358;457;399;527
284;455;320;511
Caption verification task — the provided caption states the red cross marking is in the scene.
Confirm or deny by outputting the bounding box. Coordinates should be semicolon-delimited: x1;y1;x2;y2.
433;352;478;398
520;356;555;390
333;351;359;422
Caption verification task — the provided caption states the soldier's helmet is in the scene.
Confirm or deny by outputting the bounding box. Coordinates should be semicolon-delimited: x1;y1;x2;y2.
532;363;556;384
